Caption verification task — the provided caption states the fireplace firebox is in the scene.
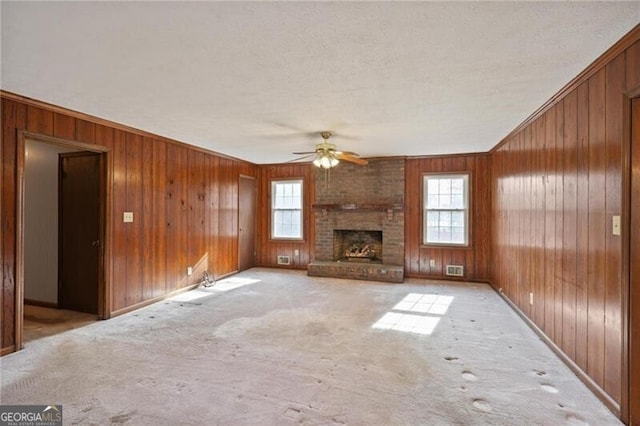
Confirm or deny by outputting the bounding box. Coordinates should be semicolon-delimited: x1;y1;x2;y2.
333;230;383;263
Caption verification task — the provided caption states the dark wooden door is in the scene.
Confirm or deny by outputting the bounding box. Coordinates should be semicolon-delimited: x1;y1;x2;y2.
59;152;101;314
238;175;257;271
630;98;640;425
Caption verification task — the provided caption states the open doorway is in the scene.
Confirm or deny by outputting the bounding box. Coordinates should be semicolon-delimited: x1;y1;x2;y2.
18;133;108;348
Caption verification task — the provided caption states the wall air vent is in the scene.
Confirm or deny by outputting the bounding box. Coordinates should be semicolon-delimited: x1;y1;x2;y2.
445;265;464;277
277;256;291;265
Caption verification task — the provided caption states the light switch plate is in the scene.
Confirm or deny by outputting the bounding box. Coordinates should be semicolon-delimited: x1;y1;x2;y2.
123;212;134;223
612;215;621;236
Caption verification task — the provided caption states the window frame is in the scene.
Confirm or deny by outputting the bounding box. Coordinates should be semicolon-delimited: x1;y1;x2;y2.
421;173;470;247
270;178;304;241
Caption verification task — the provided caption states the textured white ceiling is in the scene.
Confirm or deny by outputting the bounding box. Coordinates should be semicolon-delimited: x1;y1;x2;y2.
2;2;639;164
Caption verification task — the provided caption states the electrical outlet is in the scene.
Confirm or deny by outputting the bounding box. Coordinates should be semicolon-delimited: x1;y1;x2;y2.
529;292;534;305
187;267;193;276
294;249;299;256
429;259;436;268
612;215;621;236
123;212;133;223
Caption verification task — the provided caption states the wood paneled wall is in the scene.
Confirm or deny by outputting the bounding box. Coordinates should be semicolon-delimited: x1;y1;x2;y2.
256;163;315;269
1;94;256;353
405;154;491;280
489;39;640;409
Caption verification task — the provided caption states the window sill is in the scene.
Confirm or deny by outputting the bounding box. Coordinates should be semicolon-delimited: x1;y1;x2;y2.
421;243;472;249
270;238;306;243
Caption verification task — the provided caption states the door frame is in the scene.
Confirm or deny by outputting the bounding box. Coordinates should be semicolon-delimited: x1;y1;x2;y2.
622;87;640;423
15;131;111;350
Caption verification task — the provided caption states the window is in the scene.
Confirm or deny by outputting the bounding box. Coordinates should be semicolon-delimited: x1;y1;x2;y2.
271;179;303;239
423;174;469;245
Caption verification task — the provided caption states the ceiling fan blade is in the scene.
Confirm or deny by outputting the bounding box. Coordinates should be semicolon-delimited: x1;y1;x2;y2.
287;154;316;163
337;153;368;165
292;151;317;155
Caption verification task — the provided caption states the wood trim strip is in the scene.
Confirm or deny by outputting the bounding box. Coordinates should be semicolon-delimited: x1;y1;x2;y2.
0;345;16;356
0;91;253;165
103;149;113;319
620;93;632;423
22;131;108;153
110;283;201;318
492;24;640;154
627;84;640;99
402;152;490;161
15;132;25;351
493;284;621;417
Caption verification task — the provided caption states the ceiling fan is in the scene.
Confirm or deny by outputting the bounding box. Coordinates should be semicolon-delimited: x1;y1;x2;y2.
291;131;368;169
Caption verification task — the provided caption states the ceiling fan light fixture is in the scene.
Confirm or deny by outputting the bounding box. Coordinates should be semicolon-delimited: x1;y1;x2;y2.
314;154;339;169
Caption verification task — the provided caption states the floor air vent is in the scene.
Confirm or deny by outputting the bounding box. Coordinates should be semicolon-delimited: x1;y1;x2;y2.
445;265;464;277
277;255;291;265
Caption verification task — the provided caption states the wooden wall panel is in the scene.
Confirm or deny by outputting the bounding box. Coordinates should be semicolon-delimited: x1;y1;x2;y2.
75;120;95;144
209;156;220;277
111;130;128;312
554;100;565;348
543;107;556;340
1;94;256;352
255;163;315;269
53;113;75;140
151;140;167;298
94;124;114;151
404;154;490;281
575;81;590;371
562;88;577;361
489;41;636;411
26;106;53;135
533;116;546;328
166;144;185;293
141;137;154;301
218;158;231;274
125;134;143;306
627;40;640;91
587;68;606;388
603;52;625;402
187;150;208;283
2;100;26;352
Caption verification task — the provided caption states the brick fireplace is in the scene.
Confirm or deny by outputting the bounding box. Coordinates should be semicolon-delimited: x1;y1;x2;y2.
308;158;405;282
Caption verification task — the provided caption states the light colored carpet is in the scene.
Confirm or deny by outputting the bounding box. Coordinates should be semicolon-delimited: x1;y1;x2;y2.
0;268;620;425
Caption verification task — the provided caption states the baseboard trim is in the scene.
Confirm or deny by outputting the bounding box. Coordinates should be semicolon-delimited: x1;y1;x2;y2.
24;299;58;309
1;345;16;356
404;273;492;284
110;284;201;317
493;286;621;418
109;270;240;318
